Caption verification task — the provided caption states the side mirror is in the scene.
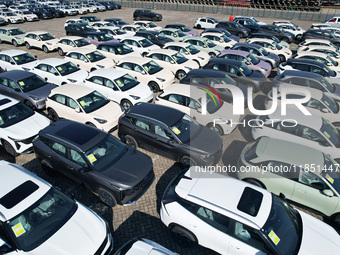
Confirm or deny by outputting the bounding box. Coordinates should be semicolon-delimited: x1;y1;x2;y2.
321;108;329;113
327;62;332;66
322;189;334;197
170;60;175;64
203;45;207;48
11;62;15;65
54;72;59;76
74;107;81;113
142;70;146;75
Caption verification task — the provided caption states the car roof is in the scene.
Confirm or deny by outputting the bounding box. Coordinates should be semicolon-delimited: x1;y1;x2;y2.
83;31;106;36
88;68;126;79
26;31;50;35
0;161;51;221
164;41;191;47
279;69;322;79
162;83;206;99
0;70;34;80
0;49;29;56
2;26;20;30
160;28;180;32
166;24;185;27
37;57;70;65
126;102;184;127
186;69;228;78
247;38;274;43
207;58;242;66
296;51;329;58
147;48;177;55
286;58;326;67
67;47;97;54
0;95;19;110
175;168;272;229
233;42;261;49
59;36;84;40
302;38;332;43
219;49;248;56
118;56;152;64
121;36;145;41
136;30;159;35
98;42;124;47
50;84;95;98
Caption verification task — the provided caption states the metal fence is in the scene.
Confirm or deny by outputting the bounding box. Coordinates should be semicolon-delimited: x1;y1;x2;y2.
119;0;340;21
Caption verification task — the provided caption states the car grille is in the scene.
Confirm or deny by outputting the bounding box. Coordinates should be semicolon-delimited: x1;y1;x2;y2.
20;135;38;145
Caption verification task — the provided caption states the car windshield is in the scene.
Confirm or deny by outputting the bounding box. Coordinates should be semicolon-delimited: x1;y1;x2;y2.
143;60;163;75
88;17;100;22
273;42;282;50
77;90;109;113
84;134;127;172
113;28;126;35
71;39;89;48
8;28;25;36
13;53;36;65
220;34;231;42
320;77;335;92
270;36;280;43
138;38;153;48
327;55;338;66
220;30;231;36
170;114;201;143
0;102;34;128
7;188;77;251
112;44;133;55
239;62;252;76
148;22;157;28
39;33;55;41
322;155;340;194
155;33;167;40
198;92;223;114
97;33;114;41
113;73;140;91
321;93;339;113
205;39;216;48
262;195;301;255
234;22;243;28
259;47;269;56
23;11;32;14
6;12;15;17
320;118;340;148
86;51;106;62
17;74;47;92
246;53;260;65
114;19;127;25
172;52;187;64
56;61;80;76
186;44;199;55
180;25;190;32
326;51;340;59
176;30;186;37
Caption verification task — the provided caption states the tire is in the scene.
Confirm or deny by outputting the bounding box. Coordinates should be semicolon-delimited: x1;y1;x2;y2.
148;81;160;93
124;135;138;149
48;108;59;122
12;40;18;47
58;48;64;56
196;24;201;29
278;54;286;62
42;45;49;53
2;140;17;157
66;32;72;36
24;100;34;109
176;70;186;80
209;52;216;58
153;17;157;22
207;123;223;136
136;16;141;21
245;178;265;188
121;99;132;111
98;188;117;207
295;34;302;41
25;42;31;49
237;32;244;38
179;156;197;167
170;225;197;247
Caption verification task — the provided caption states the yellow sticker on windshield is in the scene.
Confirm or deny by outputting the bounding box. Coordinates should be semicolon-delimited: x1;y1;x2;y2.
14;57;19;60
172;127;181;135
117;48;122;52
326;174;334;184
12;223;26;237
221;80;226;84
324;101;330;106
87;55;92;59
19;81;24;86
80;100;86;106
100;36;104;39
57;67;62;71
268;230;280;245
9;30;12;33
324;131;331;138
239;67;244;72
75;41;79;44
116;80;122;86
87;154;97;163
144;66;149;71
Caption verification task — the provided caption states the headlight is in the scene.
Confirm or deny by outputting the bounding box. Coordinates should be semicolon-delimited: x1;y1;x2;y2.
46;42;52;45
29;96;40;101
261;68;268;71
184;66;192;70
130;95;140;100
198;56;204;60
156;77;165;82
97;65;105;68
15;37;21;39
67;78;77;83
94;118;107;124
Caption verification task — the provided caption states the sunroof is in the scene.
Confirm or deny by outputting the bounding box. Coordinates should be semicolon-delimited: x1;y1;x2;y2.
237;187;263;217
0;181;39;209
55;124;99;145
0;98;11;106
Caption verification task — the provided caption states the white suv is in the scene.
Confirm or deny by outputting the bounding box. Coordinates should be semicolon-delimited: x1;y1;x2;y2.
160;167;340;254
0;160;114;254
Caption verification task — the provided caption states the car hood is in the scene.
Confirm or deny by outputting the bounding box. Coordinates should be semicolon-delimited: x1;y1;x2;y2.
267;52;280;61
91;101;123;120
94;58;115;68
65;69;88;82
249;70;266;80
298;211;340;255
20;60;39;71
127;82;153;101
145;44;161;51
229;35;240;42
185;30;198;37
257;60;271;70
99;147;153;188
4;112;50;140
27;83;57;99
32;204;107;255
44;38;59;46
189;126;222;155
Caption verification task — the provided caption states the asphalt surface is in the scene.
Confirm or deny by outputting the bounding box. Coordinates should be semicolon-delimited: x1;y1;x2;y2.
0;7;328;254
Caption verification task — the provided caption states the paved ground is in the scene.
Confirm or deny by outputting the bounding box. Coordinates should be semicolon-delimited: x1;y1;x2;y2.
0;7;327;254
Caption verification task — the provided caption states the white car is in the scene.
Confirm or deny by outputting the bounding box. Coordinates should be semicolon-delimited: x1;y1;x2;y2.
274;22;305;41
13;10;39;22
64;18;88;27
115;56;175;92
64;48;115;72
82;69;153;110
59;5;78;16
0;11;23;23
235;15;267;25
161;167;340;255
201;32;237;49
24;31;59;53
46;84;122;131
252;108;340;161
311;23;334;29
91;21;114;28
56;36;96;56
120;36;160;56
293;51;340;73
297;45;340;59
163;41;209;68
31;58;88;86
246;38;292;62
121;24;146;35
155;83;240;135
298;38;338;51
145;48;199;79
265;86;340;125
0;49;38;71
323;16;340;28
0;160;114;254
133;21;162;31
96;26;130;40
96;42;141;63
0;95;50;156
194;17;219;29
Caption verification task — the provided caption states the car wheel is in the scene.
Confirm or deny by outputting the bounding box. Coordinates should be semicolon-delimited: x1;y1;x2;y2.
245;178;265;188
98;188;117;207
170;225;197;247
176;70;186;80
12;40;18;47
278;54;286;62
3;140;17;157
136;16;141;21
42;45;49;53
58;48;64;56
48;108;59;122
148;81;160;93
24;100;34;109
295;34;302;41
237;32;243;38
124;135;138;148
153;17;157;22
196;24;201;29
66;32;72;36
209;52;216;58
25;42;31;49
207;123;223;136
179;156;197;167
121;99;133;111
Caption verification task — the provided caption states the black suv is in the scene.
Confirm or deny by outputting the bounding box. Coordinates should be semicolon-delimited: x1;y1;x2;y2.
33;119;155;207
104;18;129;27
29;7;53;19
135;30;173;47
216;21;251;38
42;6;66;18
65;24;97;36
256;25;294;43
133;9;162;22
301;29;340;48
118;103;223;166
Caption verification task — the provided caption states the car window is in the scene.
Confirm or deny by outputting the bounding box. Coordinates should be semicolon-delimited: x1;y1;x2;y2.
51;141;66;157
88;76;104;85
196;206;230;234
308;80;326;91
68;148;88;168
298;169;327;190
276;122;299;135
289;77;306;86
9;80;20;90
36;64;48;72
154;124;172;140
52;94;66;105
67;97;79;109
300;125;329;145
135;119;151;131
310;66;326;76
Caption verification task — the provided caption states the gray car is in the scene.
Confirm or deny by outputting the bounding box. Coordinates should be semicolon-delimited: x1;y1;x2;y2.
274;70;340;102
0;70;57;110
236;136;340;228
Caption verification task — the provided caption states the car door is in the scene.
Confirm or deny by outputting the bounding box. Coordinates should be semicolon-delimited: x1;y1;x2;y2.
0;54;12;70
291;168;339;216
0;77;16;99
34;34;43;49
1;29;10;43
129;117;154;151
